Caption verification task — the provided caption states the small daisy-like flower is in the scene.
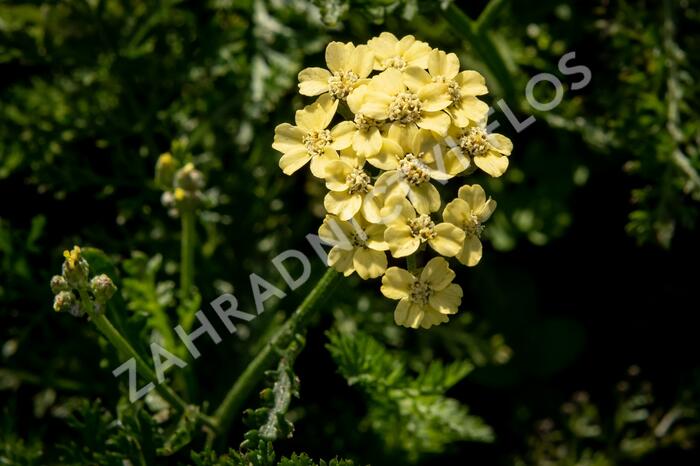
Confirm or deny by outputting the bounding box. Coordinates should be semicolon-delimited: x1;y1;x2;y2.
298;42;374;101
356;68;452;137
273;95;355;177
346;84;385;158
358;181;401;225
318;214;389;279
442;184;497;266
383;126;470;178
446;121;513;177
371;128;448;215
404;49;489;127
367;32;431;71
381;257;463;329
323;150;373;220
382;196;465;258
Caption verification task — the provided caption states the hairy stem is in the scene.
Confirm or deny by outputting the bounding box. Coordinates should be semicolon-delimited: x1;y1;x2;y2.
178;208;200;401
212;267;340;441
663;0;700;193
0;368;85;392
180;209;196;314
76;289;219;431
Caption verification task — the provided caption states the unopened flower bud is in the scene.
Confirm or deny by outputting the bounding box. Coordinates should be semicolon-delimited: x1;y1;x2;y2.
161;190;175;208
50;275;70;294
173;187;205;211
62;246;90;288
155;152;179;190
170;137;189;157
90;274;117;304
174;187;187;203
53;290;76;312
175;163;205;191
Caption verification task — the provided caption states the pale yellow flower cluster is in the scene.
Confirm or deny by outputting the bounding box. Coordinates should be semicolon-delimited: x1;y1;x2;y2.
272;33;513;329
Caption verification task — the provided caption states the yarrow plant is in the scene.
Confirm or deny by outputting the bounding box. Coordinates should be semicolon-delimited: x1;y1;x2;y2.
273;32;513;329
50;246;117;317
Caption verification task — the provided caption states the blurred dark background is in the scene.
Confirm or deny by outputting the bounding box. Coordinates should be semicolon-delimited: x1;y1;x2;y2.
2;0;699;464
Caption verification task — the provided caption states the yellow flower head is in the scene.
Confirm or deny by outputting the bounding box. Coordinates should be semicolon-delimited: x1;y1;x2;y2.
319;214;389;280
377;125;467;178
275;33;513;330
367;32;431;71
443;184;497;267
355;67;452;137
63;246;82;270
345;84;385;158
298;42;374;101
447;122;513;177
273;94;354;177
404;50;490;127
371;128;446;215
61;245;89;288
381;257;463;329
323;149;374;221
383;197;465;258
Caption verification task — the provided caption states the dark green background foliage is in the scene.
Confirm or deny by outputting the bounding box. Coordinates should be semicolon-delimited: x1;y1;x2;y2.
2;0;700;464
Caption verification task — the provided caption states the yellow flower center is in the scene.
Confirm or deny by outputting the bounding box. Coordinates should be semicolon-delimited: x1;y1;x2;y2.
409;280;433;305
350;230;368;248
354;113;381;132
408;215;437;242
433;76;461;102
303;129;333;158
328;70;359;100
389;91;422;125
384;56;407;70
398;153;430;185
346;168;371;195
463;212;485;238
63;246;82;269
459;127;490;158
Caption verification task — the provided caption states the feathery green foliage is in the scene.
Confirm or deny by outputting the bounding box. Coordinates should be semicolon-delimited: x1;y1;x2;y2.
327;328;492;460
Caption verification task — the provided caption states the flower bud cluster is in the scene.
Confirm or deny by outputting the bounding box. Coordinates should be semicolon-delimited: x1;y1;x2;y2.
50;246;118;317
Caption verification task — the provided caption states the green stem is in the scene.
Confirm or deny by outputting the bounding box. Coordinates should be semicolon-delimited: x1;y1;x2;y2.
406;255;418;274
76;289;219;431
662;0;700;192
0;368;85;392
180;209;196;310
211;267;340;441
337;102;354;120
179;208;199;400
474;0;508;31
